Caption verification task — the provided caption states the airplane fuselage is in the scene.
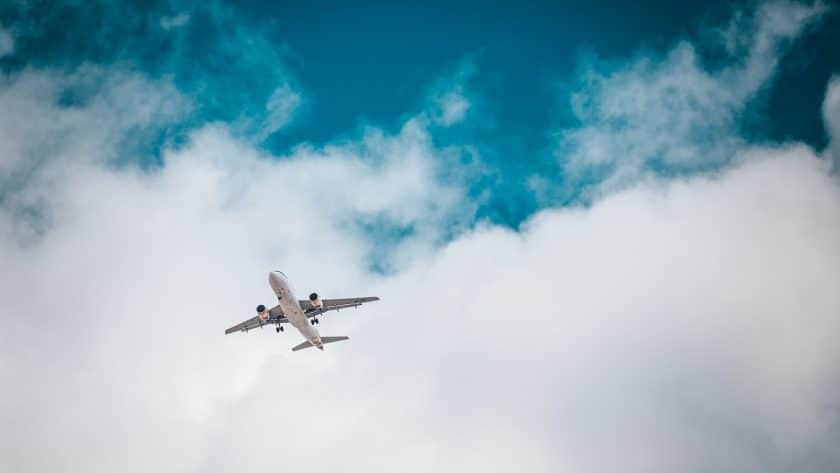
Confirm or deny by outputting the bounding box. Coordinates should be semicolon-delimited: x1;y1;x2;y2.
268;271;323;350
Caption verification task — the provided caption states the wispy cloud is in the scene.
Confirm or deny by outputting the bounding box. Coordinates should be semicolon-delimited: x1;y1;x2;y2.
1;0;300;143
0;25;13;57
258;83;302;139
425;59;477;127
556;0;827;199
160;12;190;31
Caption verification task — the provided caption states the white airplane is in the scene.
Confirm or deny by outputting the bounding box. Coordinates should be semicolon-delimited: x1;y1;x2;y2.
225;271;379;351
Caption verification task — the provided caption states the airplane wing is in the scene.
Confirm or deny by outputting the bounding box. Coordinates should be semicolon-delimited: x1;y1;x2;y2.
298;297;380;318
225;304;288;334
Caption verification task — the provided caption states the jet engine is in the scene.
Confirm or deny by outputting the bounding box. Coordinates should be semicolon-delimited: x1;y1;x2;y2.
256;304;269;322
309;292;323;309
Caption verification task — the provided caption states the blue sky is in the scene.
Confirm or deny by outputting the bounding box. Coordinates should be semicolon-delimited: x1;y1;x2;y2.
2;2;840;472
2;0;837;226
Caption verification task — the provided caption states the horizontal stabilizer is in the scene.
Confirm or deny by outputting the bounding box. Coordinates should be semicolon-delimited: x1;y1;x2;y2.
291;336;349;352
292;340;313;351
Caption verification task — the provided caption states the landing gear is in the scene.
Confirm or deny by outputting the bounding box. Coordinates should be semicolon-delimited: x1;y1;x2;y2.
310;318;319;325
276;325;284;333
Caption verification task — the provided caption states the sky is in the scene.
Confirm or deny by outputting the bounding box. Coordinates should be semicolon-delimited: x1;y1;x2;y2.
0;1;839;472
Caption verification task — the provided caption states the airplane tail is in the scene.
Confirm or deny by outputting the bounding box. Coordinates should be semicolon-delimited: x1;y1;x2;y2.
291;336;349;352
321;336;350;345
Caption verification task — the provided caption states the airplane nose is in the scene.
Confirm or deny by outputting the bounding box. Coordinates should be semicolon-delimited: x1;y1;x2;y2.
268;271;288;289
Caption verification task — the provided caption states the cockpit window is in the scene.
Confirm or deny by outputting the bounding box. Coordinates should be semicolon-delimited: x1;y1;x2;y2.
274;271;287;278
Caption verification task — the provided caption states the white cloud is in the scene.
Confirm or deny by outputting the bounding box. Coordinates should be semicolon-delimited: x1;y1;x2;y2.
374;147;840;473
0;87;471;471
0;26;13;57
2;124;839;472
436;91;470;126
160;12;191;31
260;83;302;138
1;2;840;473
823;75;840;169
557;0;827;198
0;65;188;183
427;59;476;127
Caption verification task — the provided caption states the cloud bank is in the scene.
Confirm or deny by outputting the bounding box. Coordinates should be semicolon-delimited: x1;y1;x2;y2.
1;2;839;473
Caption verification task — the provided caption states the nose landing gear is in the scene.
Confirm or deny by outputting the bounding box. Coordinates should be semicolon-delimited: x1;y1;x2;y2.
310;318;320;325
276;325;284;333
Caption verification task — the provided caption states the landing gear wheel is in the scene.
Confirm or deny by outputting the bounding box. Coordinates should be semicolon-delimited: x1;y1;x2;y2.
276;325;284;333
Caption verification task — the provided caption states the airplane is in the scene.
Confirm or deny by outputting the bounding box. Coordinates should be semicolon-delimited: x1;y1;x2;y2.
225;271;379;351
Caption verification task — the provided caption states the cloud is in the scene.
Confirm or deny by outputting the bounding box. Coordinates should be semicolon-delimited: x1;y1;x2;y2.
426;59;477;127
0;65;188;190
370;147;840;473
1;2;839;473
2;123;839;473
0;0;299;142
0;25;13;57
0;77;471;470
160;12;191;31
258;83;302;139
823;75;840;169
437;91;470;126
556;0;827;198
